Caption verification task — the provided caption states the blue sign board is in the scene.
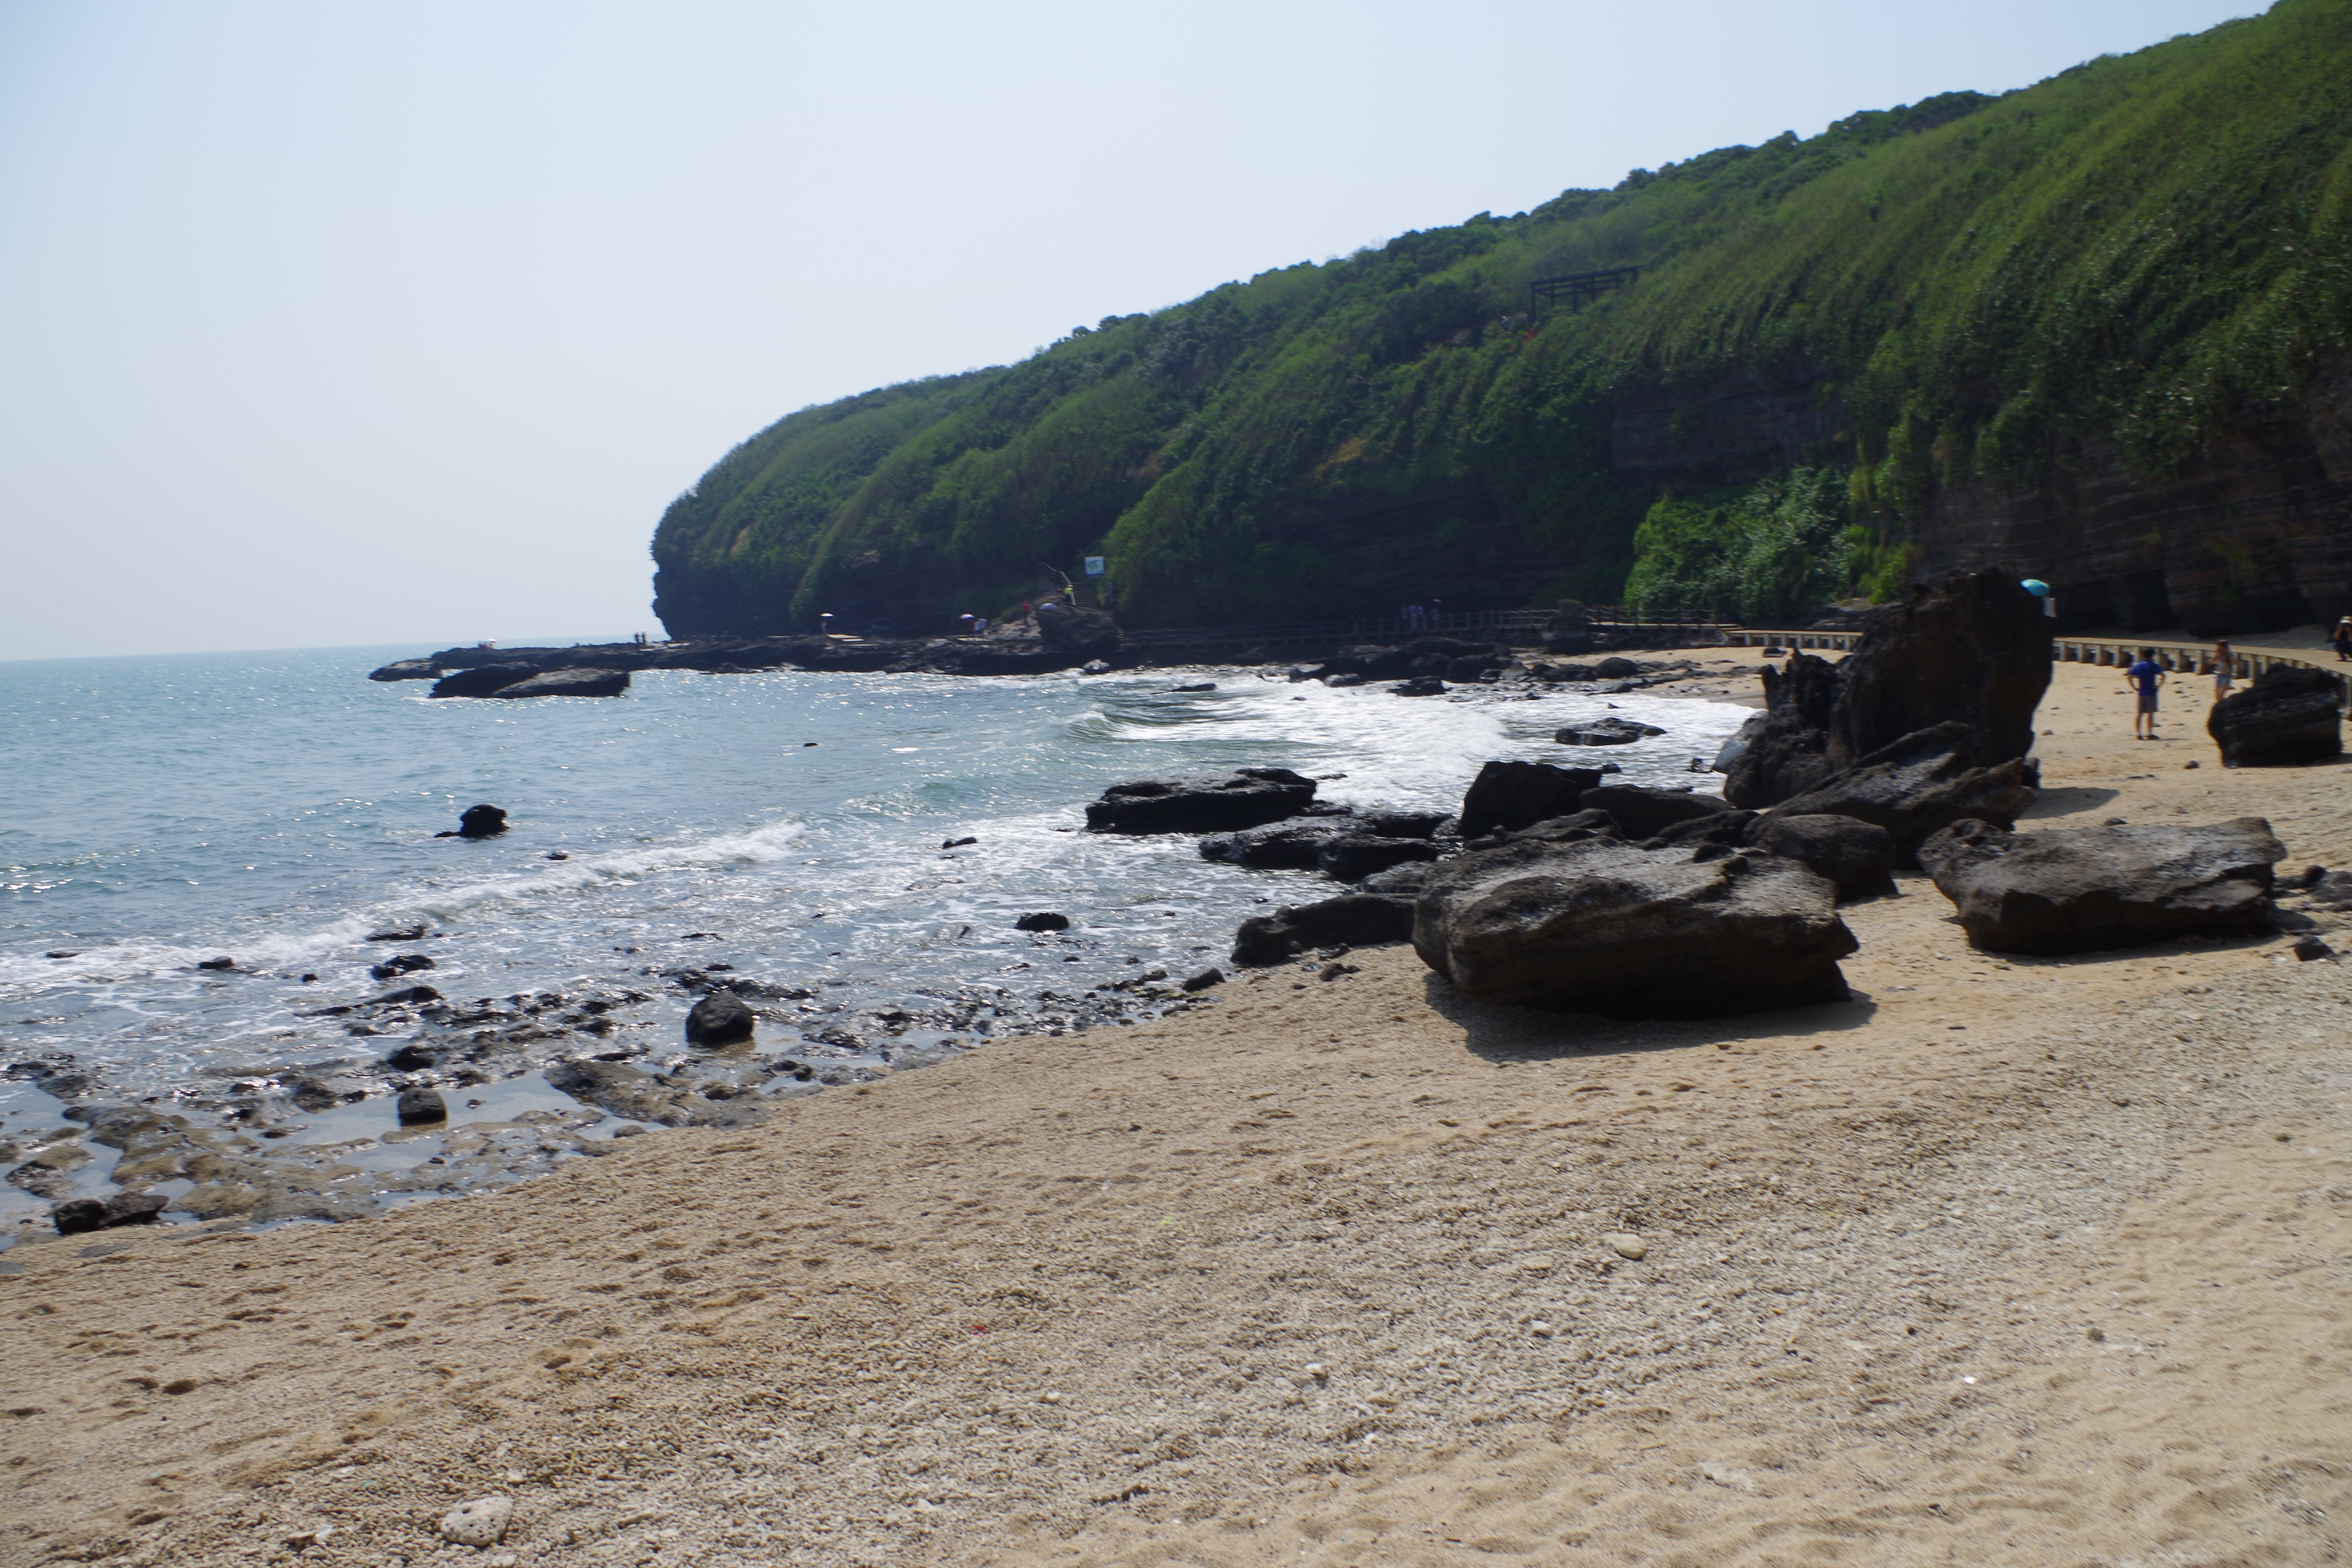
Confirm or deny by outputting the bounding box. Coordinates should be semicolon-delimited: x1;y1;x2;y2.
1083;556;1106;577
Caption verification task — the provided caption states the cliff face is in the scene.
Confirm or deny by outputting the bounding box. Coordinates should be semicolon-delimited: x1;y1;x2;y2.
1608;353;2352;633
1914;356;2352;634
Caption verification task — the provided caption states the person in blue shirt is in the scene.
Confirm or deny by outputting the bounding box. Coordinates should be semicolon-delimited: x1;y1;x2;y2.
2128;649;2165;739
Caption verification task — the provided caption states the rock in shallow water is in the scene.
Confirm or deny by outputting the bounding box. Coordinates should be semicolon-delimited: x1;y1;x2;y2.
1917;816;2284;955
1413;838;1855;1016
684;990;757;1045
1013;911;1072;932
1084;768;1317;835
484;668;631;699
396;1087;449;1125
1457;761;1612;841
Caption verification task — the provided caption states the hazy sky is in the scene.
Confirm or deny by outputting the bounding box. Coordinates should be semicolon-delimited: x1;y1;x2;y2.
0;0;2263;660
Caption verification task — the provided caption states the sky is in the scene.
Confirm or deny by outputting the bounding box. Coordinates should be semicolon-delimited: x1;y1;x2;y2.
0;0;2267;661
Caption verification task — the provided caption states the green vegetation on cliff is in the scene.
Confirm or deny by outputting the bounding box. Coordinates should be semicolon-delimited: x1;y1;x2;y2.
653;0;2352;635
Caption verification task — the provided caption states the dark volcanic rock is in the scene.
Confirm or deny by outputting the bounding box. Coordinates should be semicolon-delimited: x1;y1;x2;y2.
51;1198;107;1236
1725;572;2052;808
1766;721;2038;859
2207;666;2344;767
1831;571;2052;770
1723;653;1843;808
1579;785;1732;840
545;1060;770;1128
1917;816;2285;954
1356;808;1451;840
1556;717;1665;746
1457;761;1610;840
1390;677;1447;697
1036;602;1121;653
368;659;441;682
100;1192;168;1226
1413;838;1855;1016
369;953;436;981
429;664;537;699
1232;894;1417;967
1084;768;1317;835
1753;814;1898;901
434;803;509;839
395;1087;449;1125
1180;967;1225;992
484;668;632;698
367;984;442;1007
1199;819;1359;869
685;990;757;1045
1594;657;1641;679
1316;836;1440;883
1013;911;1072;931
1321;673;1366;688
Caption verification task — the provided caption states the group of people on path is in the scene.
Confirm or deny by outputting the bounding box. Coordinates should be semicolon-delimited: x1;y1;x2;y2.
2126;620;2351;736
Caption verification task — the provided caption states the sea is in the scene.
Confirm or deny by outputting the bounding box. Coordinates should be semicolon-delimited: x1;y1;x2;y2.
0;644;1746;1229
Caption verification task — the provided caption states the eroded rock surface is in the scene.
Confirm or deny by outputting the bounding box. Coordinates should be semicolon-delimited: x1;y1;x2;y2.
2207;666;2344;767
1084;769;1317;834
1917;816;2284;954
1413;838;1855;1016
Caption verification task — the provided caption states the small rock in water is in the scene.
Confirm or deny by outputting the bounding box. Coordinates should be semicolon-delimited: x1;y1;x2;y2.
942;836;978;849
1015;912;1071;932
1180;967;1225;992
1172;682;1217;693
546;850;570;860
43;950;78;959
438;1495;513;1547
396;1088;449;1126
196;956;236;971
434;803;509;839
685;990;757;1046
365;924;428;943
1605;1232;1649;1261
369;953;436;981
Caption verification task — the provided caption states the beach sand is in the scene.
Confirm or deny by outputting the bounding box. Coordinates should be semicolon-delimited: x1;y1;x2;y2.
4;659;2348;1568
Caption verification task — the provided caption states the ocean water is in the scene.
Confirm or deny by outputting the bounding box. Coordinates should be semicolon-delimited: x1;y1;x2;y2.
0;645;1745;1223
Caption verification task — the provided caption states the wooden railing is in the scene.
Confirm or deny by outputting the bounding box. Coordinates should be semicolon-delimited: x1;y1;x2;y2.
1729;630;2350;711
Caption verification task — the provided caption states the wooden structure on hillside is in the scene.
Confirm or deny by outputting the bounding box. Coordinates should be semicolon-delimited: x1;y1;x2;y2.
1528;265;1640;310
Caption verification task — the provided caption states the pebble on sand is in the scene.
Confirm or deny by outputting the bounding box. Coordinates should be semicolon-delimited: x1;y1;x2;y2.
439;1494;513;1547
1605;1232;1649;1261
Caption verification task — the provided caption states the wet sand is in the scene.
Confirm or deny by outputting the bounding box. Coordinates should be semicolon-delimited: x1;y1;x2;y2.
3;658;2348;1568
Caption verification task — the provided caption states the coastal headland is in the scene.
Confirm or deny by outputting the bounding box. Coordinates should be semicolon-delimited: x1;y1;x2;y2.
3;653;2348;1567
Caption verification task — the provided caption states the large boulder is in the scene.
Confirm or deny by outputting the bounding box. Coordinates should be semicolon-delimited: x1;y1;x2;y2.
1085;768;1317;834
1457;761;1611;840
1580;785;1732;840
1724;571;2052;807
1232;894;1415;967
369;659;441;682
1765;721;2037;859
485;668;631;698
429;663;537;698
1917;816;2284;954
1413;839;1856;1016
1753;814;1897;901
1200;817;1360;868
1722;652;1842;807
1036;602;1121;653
2207;666;2343;767
1830;571;2051;769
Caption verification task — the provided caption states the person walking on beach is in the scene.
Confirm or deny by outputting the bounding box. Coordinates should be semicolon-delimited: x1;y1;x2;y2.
2128;648;2164;739
2334;617;2352;662
2211;639;2235;702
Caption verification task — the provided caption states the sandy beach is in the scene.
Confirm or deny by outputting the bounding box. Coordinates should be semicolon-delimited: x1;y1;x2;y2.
4;656;2348;1568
